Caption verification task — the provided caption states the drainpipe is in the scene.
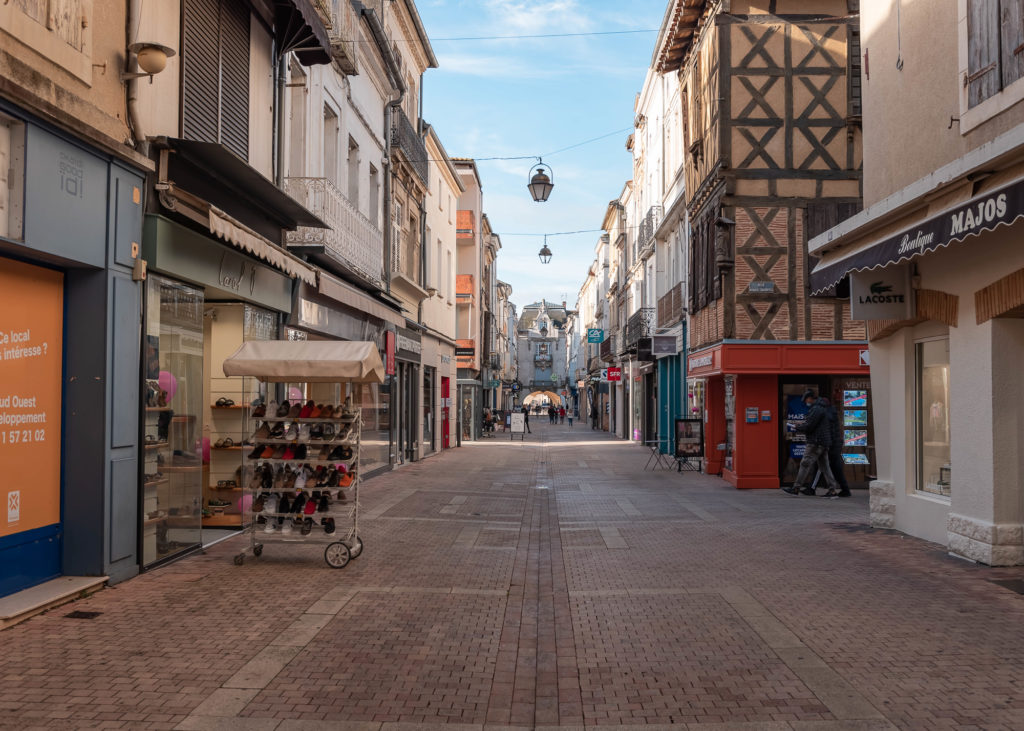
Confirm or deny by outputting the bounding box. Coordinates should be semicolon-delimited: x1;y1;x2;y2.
358;3;407;294
126;0;147;156
274;53;287;186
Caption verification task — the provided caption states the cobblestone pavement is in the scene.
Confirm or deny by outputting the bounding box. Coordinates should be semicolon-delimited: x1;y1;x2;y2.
2;422;1024;730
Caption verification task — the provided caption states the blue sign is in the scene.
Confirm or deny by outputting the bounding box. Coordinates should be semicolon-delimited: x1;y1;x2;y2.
587;328;604;343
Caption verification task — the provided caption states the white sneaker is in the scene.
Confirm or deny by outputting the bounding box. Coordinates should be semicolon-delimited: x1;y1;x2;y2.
264;517;276;534
298;423;311;442
285;423;299;441
295;468;308;490
281;519;293;535
263;494;278;515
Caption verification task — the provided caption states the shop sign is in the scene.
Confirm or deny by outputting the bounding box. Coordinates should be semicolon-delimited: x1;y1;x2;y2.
0;260;63;539
218;252;257;296
651;334;677;356
674;419;704;458
396;327;422;360
440;354;452;364
606;367;622;382
850;266;914;321
859;349;870;367
745;407;759;423
689;352;714;371
455;346;474;357
587;328;604;343
384;331;396;375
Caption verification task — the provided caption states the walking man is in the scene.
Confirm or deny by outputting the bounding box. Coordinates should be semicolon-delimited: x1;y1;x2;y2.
521;404;531;434
783;389;841;498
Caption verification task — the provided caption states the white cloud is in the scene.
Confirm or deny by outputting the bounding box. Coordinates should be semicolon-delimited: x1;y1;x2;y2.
482;0;592;35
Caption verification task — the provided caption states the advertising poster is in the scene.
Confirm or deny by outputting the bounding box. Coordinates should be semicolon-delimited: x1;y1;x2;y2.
0;260;64;538
844;409;868;427
674;419;703;458
843;390;868;408
842;453;870;465
844;430;868;447
785;395;810;434
510;412;525;433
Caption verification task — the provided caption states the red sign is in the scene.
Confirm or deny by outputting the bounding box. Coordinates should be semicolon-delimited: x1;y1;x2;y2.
384;331;396;375
607;367;622;382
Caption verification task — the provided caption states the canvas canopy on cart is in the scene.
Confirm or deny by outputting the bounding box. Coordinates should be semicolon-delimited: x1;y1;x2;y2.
223;340;385;384
221;339;383;568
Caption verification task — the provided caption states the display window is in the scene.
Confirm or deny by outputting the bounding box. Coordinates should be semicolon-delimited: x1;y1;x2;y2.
423;367;435;455
143;276;204;566
916;337;951;497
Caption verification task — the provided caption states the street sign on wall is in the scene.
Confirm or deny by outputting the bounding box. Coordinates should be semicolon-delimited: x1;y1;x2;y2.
587;328;604;343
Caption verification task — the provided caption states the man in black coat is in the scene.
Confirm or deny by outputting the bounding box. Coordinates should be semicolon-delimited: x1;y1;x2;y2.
827;397;852;497
782;389;841;497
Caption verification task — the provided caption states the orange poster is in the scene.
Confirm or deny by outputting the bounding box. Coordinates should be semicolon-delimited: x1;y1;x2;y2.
0;259;63;538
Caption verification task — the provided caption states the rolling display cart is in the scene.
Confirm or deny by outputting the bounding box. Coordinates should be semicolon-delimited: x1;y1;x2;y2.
222;340;386;568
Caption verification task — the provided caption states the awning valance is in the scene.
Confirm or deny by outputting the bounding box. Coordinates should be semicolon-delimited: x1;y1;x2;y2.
209;207;317;285
223;340;385;383
811;176;1024;295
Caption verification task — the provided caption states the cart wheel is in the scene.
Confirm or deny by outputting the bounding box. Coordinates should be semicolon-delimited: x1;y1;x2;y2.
233;553;244;566
253;544;263;557
324;542;351;569
348;535;363;559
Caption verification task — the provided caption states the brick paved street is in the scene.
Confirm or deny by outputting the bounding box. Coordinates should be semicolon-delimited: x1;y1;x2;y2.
2;423;1024;730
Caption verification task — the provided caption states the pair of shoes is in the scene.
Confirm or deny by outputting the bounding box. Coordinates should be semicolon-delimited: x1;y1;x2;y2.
837;490;852;497
800;487;817;496
215;397;235;407
213;438;235;448
781;486;800;496
822;489;840;499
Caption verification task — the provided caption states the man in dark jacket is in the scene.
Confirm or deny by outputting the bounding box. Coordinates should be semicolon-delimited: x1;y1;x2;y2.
782;389;841;497
826;397;852;497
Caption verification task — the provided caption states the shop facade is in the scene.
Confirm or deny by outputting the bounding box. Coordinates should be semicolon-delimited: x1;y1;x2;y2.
655;331;686;455
141;214;310;565
394;327;423;464
811;171;1024;565
419;335;457;457
687;342;871;490
0;107;147;596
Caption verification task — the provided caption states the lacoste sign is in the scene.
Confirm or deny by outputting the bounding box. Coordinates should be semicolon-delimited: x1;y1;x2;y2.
850;266;913;321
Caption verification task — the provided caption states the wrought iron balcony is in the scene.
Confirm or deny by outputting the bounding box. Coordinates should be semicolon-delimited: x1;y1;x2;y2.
284;177;383;286
390;107;429;186
625;307;656;348
636;205;663;258
599;334;617;362
657;282;685;327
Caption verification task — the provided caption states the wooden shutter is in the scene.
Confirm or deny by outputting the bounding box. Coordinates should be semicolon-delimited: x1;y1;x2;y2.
848;25;862;117
967;0;1000;107
182;0;220;143
1001;0;1024;89
219;0;250;159
688;221;698;312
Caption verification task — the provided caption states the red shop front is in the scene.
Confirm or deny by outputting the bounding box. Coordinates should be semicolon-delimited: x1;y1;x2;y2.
686;342;872;489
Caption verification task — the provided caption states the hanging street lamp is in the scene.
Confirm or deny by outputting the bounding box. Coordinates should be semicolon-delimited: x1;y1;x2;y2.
538;235;552;264
528;160;554;202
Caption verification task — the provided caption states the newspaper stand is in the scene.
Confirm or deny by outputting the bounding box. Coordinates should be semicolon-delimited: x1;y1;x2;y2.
222;341;385;568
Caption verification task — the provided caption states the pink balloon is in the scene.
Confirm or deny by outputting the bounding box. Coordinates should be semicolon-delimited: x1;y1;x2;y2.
288;387;303;401
158;370;178;402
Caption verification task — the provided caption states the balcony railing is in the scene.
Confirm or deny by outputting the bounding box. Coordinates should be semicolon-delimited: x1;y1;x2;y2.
636;205;663;258
657;282;685;327
284;177;383;286
625;307;656;348
390;107;429;186
323;0;357;75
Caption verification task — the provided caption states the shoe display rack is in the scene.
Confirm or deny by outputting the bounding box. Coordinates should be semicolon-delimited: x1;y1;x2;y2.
205;392;248;528
235;398;364;568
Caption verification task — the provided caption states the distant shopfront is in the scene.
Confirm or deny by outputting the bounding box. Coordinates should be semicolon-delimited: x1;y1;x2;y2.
687;342;871;489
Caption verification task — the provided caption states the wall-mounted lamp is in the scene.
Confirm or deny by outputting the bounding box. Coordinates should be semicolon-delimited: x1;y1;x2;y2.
122;42;176;82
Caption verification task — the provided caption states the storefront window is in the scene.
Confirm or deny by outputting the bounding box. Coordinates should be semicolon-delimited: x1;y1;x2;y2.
423;367;435;454
916;338;951;497
143;276;203;566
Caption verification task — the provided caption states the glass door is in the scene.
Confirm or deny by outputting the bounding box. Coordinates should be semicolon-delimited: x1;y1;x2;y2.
143;276;203;567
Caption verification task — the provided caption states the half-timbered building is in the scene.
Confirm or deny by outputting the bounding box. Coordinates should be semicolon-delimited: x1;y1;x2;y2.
656;0;868;489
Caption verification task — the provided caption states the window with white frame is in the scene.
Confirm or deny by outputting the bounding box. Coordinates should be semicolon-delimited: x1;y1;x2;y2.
915;336;952;497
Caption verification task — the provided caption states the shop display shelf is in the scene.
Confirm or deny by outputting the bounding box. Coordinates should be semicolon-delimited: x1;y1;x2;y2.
144;441;170;451
202;514;243;527
248;458;357;467
145;406;173;413
211;404;249;410
211;446;243;451
245;437;357;447
161;464;203;473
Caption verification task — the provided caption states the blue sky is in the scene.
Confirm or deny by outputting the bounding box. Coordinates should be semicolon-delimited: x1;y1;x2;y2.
416;0;668;312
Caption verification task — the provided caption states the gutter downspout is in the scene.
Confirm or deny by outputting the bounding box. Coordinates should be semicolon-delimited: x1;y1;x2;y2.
274;52;287;186
356;2;407;295
126;0;148;156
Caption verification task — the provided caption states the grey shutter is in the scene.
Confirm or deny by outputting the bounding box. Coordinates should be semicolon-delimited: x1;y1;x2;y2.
1001;0;1024;89
182;0;220;142
219;0;250;160
967;0;1000;107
